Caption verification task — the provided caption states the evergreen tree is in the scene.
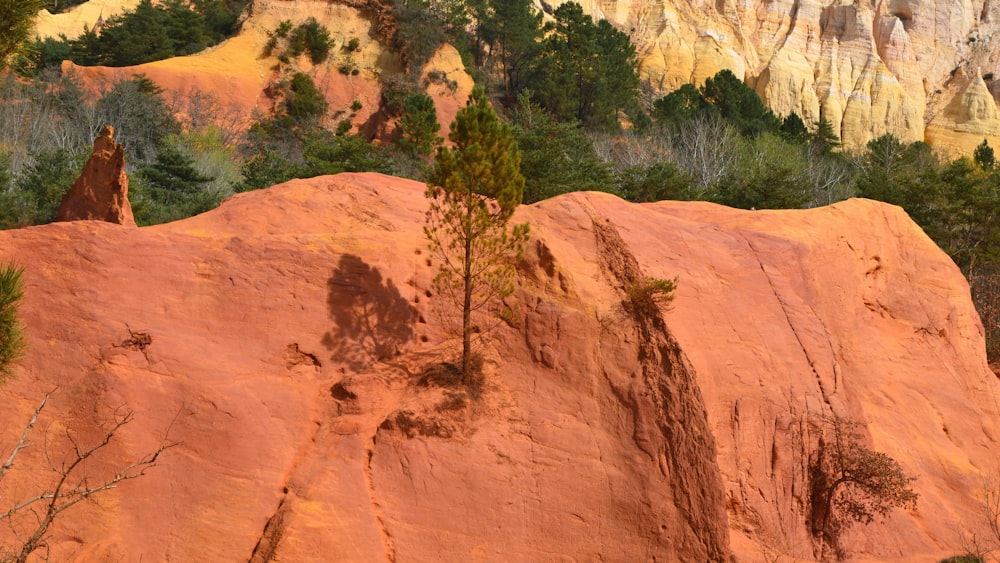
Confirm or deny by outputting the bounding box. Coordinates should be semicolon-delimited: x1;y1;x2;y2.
286;72;328;127
975;138;996;170
652;83;706;125
510;92;614;202
810;117;840;155
475;0;542;99
425;86;529;381
780;112;809;143
0;0;45;69
528;2;639;130
14;149;82;225
134;142;217;224
0;262;25;383
699;69;781;136
303;131;397;176
397;93;442;159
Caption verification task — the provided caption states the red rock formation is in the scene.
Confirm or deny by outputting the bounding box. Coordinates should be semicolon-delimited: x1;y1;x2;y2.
0;173;997;561
56;126;136;226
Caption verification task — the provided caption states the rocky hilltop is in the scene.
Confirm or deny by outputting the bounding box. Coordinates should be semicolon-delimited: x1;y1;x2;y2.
0;172;997;561
36;0;1000;153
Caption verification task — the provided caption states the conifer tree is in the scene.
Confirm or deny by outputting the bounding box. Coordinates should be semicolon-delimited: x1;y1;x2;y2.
0;263;25;383
425;86;529;381
0;0;45;68
398;93;442;159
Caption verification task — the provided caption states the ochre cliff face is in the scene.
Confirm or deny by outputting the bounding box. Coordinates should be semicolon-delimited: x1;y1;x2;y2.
0;173;997;561
551;0;1000;153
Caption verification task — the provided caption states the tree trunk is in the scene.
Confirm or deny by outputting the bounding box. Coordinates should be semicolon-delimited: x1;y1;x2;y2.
462;211;474;384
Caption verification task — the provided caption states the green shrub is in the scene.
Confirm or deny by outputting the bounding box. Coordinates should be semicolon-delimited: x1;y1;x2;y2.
264;18;334;65
286;72;328;123
626;277;678;312
0;262;25;383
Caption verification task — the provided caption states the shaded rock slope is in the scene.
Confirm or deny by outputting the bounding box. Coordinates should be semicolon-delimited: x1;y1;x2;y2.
0;173;997;561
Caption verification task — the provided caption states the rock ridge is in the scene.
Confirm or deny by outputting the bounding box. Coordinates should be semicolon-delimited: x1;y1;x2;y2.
0;173;996;561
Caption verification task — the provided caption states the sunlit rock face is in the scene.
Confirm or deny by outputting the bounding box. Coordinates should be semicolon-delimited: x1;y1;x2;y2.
1;172;998;561
548;0;1000;151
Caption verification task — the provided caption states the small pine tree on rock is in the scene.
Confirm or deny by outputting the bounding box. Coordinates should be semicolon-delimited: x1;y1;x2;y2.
424;86;529;382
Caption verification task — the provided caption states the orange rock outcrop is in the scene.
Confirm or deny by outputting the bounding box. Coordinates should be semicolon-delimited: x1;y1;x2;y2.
0;172;997;560
56;125;136;226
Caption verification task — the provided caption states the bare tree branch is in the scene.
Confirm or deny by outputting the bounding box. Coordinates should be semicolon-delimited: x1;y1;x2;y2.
0;397;176;563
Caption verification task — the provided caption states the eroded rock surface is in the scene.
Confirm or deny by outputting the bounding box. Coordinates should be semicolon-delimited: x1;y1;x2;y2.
56;125;135;226
0;172;997;561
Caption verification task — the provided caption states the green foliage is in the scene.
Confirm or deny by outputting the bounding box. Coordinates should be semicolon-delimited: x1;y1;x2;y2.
780;112;809;143
700;70;781;136
510;92;614;202
617;162;694;203
96;74;181;162
237;148;307;192
397;93;442;159
302;131;397;176
12;149;84;225
0;0;45;69
0;262;25;384
473;0;542;98
715;133;811;209
652;83;705;124
286;72;328;124
810;117;841;155
527;2;640;130
654;70;784;138
392;0;452;70
975;139;996;170
810;416;918;550
626;276;678;312
940;557;985;563
25;0;246;71
132;141;218;225
277;17;334;64
854;134;1000;273
425;86;529;381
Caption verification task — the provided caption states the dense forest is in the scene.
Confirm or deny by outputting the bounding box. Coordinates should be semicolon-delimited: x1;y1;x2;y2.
1;0;999;358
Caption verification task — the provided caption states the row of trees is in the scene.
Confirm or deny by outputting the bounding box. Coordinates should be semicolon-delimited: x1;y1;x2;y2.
24;0;247;72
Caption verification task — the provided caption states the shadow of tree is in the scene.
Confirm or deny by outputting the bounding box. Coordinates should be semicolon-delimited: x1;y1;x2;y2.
322;254;417;370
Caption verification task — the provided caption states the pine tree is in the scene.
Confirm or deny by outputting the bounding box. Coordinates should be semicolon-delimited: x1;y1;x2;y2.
528;2;640;130
0;263;25;383
398;93;442;159
975;138;996;170
0;0;45;69
475;0;542;99
425;86;529;381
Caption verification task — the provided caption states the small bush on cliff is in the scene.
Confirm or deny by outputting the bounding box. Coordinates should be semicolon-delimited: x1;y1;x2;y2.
264;18;334;65
809;415;918;556
626;276;678;314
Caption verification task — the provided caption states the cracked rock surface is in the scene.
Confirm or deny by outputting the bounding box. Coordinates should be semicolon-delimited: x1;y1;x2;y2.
0;173;996;561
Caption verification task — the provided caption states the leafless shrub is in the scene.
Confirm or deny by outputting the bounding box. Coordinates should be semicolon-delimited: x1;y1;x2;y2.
0;392;176;562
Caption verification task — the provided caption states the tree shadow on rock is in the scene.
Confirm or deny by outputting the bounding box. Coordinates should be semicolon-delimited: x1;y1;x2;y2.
322;254;418;371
